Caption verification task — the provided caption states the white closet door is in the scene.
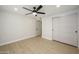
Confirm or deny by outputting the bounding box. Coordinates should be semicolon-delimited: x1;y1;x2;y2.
53;13;78;47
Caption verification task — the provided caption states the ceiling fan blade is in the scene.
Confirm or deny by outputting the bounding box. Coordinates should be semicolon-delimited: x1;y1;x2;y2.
25;12;33;15
23;7;32;11
36;5;43;11
37;12;45;14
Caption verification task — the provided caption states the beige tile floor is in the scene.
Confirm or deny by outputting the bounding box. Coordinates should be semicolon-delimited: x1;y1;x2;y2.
0;36;79;54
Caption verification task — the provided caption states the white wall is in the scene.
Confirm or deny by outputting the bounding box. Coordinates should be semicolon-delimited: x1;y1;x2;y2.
42;16;52;40
0;11;37;46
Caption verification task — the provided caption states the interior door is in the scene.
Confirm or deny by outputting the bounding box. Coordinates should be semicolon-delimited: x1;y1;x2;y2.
52;13;78;47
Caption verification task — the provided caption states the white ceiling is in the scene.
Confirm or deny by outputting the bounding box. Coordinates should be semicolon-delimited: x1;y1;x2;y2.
0;5;79;17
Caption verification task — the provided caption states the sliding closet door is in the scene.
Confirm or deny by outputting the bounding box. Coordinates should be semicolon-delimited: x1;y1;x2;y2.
52;13;78;47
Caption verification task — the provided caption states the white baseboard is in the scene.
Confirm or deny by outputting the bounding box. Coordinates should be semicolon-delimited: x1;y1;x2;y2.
42;36;52;40
0;35;37;46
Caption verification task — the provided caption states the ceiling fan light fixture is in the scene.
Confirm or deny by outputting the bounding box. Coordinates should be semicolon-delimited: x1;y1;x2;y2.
14;8;18;11
33;12;37;16
56;5;60;8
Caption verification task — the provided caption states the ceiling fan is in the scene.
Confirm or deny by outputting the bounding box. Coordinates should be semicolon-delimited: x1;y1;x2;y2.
22;5;46;16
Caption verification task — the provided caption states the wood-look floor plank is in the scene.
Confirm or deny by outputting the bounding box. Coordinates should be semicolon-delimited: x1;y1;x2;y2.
0;36;79;54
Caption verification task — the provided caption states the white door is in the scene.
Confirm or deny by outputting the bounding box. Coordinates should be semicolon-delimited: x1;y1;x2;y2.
52;13;78;47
